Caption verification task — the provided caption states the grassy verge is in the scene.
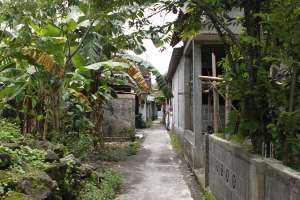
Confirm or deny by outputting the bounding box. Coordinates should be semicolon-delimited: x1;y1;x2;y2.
98;140;142;162
214;133;246;144
202;190;216;200
169;132;183;156
146;119;152;128
214;133;253;153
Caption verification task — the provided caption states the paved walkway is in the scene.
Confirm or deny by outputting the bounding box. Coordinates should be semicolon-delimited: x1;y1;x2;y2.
114;121;201;200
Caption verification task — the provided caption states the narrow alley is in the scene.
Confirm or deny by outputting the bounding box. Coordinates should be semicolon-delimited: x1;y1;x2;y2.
113;121;202;200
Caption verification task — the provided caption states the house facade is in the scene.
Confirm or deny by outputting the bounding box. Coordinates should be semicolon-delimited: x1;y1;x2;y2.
166;32;228;169
166;15;300;200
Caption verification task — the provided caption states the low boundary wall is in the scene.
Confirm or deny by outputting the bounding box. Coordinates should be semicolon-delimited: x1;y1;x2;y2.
172;127;300;200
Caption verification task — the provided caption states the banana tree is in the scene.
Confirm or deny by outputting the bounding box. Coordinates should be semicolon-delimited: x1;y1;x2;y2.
117;53;173;98
0;0;157;141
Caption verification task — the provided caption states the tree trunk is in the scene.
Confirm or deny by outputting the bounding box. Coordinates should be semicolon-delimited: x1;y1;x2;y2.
43;111;49;141
283;65;298;165
288;66;297;112
52;92;60;133
243;0;262;152
92;70;105;148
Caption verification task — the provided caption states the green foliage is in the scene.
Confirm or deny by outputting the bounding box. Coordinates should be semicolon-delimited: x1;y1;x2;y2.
119;54;173;98
224;110;240;136
0;120;22;142
267;112;300;169
214;133;226;140
60;132;96;160
0;146;49;197
170;132;183;156
203;190;216;200
79;170;122;200
221;0;300;168
0;145;48;171
98;141;142;162
4;191;31;200
0;0;161;144
229;134;246;144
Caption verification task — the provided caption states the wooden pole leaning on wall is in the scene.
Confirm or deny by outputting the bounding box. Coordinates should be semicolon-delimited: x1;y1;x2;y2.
212;52;220;133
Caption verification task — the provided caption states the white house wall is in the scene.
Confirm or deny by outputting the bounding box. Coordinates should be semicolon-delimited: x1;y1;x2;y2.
172;57;186;130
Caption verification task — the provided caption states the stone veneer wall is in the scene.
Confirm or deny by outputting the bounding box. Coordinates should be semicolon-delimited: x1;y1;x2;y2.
172;128;300;200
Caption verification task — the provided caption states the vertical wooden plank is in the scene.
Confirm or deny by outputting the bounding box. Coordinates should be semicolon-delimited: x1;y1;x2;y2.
212;52;219;133
225;85;231;126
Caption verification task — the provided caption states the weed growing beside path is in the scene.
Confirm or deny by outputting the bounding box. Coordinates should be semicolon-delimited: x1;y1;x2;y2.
202;190;216;200
97;140;142;162
79;170;122;200
169;132;183;156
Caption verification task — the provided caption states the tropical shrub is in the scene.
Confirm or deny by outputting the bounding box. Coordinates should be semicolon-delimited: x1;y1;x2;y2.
0;120;22;142
79;170;122;200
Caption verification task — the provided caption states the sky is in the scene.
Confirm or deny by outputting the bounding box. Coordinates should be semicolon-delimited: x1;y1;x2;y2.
129;10;181;75
137;39;174;75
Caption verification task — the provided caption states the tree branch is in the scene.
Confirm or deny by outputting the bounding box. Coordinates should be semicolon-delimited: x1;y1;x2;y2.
191;0;241;48
64;20;95;66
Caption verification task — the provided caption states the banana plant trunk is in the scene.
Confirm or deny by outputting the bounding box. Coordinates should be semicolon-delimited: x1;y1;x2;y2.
52;92;60;132
94;99;105;148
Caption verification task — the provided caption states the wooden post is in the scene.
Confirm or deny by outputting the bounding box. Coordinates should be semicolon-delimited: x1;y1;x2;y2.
225;85;231;126
212;53;219;133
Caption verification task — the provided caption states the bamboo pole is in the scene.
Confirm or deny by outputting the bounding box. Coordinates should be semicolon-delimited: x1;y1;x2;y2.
198;75;223;81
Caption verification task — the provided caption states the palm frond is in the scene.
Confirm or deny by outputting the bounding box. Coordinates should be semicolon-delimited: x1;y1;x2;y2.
0;57;15;71
20;48;64;77
116;53;173;98
113;56;150;92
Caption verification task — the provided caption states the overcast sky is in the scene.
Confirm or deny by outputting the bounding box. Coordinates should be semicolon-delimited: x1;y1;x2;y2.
137;39;174;75
129;10;181;75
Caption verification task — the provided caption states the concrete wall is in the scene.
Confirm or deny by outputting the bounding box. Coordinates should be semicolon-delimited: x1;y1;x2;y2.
208;135;300;200
172;127;300;200
103;94;135;139
111;94;135;128
172;57;187;129
170;42;208;169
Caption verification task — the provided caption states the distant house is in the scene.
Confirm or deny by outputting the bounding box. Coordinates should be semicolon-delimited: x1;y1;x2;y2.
103;61;155;141
136;65;156;125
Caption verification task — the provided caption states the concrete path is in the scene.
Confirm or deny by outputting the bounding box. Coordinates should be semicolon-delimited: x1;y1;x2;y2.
113;121;202;200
